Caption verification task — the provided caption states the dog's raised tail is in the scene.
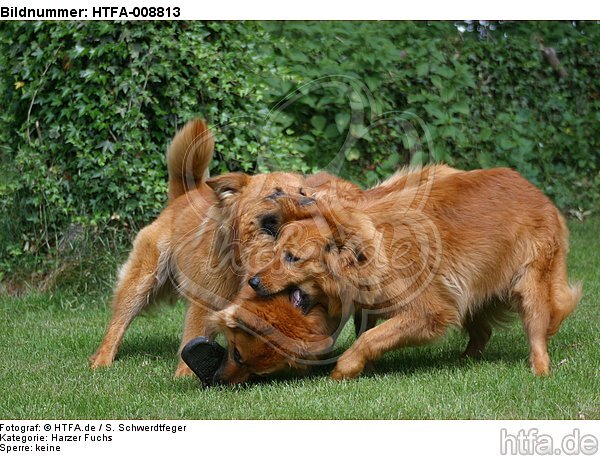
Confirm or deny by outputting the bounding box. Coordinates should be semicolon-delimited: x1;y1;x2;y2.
167;118;214;201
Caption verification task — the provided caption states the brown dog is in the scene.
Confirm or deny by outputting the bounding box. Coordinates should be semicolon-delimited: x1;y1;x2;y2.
209;165;458;383
213;166;582;382
208;287;337;384
90;118;361;376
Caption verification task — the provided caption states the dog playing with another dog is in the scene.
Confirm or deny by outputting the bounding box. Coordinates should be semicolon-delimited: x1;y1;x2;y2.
90;118;361;377
211;165;582;383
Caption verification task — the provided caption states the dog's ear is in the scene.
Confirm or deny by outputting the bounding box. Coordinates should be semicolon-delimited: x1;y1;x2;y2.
325;228;373;276
314;202;351;247
206;173;250;201
234;304;333;357
276;332;333;358
327;245;364;275
234;307;275;337
316;206;369;265
341;235;371;267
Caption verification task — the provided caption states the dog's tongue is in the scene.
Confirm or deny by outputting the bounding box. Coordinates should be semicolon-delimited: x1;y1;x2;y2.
291;289;302;307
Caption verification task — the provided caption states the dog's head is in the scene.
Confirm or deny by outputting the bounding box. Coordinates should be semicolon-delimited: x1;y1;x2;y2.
210;288;335;385
205;172;361;275
205;172;302;271
246;196;377;318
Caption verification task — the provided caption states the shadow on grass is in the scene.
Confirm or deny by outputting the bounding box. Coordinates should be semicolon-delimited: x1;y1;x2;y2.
181;333;528;392
141;326;533;392
371;330;530;376
118;334;180;361
373;347;528;377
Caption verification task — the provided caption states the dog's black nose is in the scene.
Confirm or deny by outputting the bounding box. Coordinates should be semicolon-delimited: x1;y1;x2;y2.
248;276;261;290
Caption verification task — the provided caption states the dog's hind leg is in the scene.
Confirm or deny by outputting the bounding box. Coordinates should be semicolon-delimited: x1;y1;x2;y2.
353;310;378;337
90;224;169;369
461;299;514;359
514;240;581;376
461;313;493;359
513;263;553;376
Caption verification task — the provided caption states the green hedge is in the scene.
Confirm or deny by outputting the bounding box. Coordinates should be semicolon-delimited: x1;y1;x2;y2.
0;21;303;275
1;21;599;276
260;21;600;208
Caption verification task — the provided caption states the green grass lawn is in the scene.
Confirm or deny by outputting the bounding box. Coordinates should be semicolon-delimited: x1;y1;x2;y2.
1;219;598;420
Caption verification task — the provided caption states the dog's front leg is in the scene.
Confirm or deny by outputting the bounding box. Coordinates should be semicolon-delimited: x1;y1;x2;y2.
175;300;214;377
331;300;451;380
330;338;372;380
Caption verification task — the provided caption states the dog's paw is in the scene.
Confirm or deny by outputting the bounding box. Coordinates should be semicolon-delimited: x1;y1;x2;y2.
530;353;551;376
89;352;114;370
330;357;365;380
460;347;484;360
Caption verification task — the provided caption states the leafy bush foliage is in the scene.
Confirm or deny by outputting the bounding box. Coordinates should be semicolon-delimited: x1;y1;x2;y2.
0;21;302;276
1;21;599;279
261;21;600;210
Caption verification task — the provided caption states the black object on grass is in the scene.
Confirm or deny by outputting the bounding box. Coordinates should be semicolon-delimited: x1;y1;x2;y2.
181;337;226;387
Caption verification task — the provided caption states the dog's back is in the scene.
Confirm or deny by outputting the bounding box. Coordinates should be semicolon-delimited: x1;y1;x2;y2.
378;168;581;345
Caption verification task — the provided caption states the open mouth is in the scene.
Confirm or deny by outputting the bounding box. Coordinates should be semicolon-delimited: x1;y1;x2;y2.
288;287;315;315
290;287;303;308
